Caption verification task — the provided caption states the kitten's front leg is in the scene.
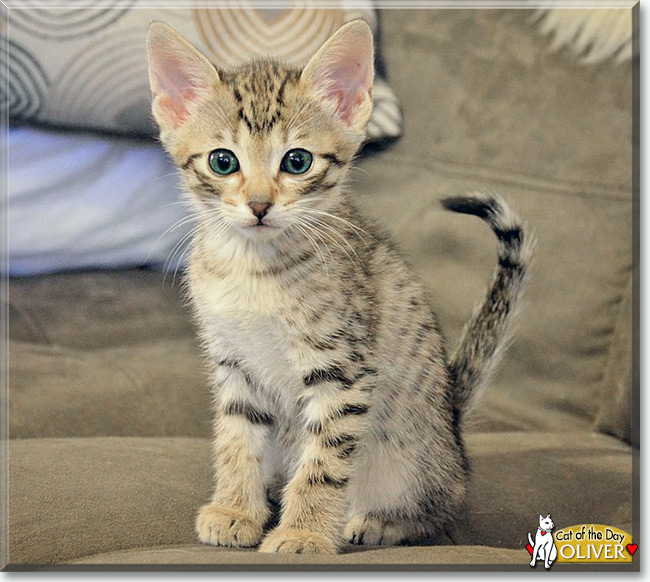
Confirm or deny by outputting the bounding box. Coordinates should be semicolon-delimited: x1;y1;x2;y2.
259;366;373;554
196;360;272;548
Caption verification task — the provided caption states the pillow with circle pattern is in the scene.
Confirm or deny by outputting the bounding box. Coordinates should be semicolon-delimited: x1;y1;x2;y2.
2;1;402;146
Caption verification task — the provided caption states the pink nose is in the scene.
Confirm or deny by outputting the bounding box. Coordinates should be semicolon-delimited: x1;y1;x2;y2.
248;201;272;220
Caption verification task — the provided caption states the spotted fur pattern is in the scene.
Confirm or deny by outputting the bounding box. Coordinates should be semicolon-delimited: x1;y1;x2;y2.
146;21;532;555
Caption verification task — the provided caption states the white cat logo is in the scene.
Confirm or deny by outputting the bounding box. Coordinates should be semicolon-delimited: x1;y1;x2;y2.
528;513;558;569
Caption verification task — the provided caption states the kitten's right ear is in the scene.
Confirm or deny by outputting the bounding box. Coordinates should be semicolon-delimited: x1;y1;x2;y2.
301;19;374;131
146;22;219;130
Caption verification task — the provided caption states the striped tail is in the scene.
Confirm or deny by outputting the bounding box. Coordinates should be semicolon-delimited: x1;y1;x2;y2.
441;192;534;414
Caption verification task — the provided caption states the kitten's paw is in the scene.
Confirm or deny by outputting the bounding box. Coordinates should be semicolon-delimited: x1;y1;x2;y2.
196;502;263;548
259;527;338;554
344;514;407;546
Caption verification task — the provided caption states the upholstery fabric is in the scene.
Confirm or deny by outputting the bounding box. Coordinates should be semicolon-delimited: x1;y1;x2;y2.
5;7;637;571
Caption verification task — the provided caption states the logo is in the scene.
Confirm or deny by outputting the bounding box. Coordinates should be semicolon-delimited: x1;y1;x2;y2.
527;514;558;569
526;515;636;568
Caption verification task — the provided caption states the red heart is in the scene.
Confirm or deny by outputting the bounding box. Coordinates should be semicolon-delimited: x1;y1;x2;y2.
526;543;534;556
541;531;547;535
627;543;638;556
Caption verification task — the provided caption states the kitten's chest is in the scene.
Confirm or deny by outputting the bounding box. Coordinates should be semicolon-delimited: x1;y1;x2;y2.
191;261;290;314
189;263;306;390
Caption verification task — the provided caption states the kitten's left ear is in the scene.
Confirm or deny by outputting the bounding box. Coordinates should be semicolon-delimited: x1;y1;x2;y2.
301;19;374;131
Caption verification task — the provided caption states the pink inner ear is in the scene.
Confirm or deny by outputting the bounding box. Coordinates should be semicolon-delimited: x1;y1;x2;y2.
317;60;372;125
151;49;207;127
325;63;370;124
153;60;201;126
303;22;374;127
157;90;196;126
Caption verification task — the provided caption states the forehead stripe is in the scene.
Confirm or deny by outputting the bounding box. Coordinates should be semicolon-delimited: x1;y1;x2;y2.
276;71;293;107
238;108;254;132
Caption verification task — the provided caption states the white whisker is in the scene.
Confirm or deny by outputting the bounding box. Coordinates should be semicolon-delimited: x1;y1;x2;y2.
295;212;360;266
162;209;223;285
290;222;329;279
154;170;182;183
145;211;199;267
294;207;373;247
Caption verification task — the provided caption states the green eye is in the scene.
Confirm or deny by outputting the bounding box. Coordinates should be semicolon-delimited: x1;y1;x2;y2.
281;149;313;175
208;149;239;175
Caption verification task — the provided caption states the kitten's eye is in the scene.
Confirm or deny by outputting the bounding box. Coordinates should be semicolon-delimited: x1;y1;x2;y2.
281;149;313;175
208;149;240;176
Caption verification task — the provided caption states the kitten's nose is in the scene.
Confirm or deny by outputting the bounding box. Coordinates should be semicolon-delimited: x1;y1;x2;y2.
248;201;272;220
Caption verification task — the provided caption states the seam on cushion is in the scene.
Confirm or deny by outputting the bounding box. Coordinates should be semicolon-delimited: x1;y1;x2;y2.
9;336;198;354
389;152;630;201
65;543;216;565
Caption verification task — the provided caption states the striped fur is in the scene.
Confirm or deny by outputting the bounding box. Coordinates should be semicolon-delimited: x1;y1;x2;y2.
441;193;533;413
147;21;531;555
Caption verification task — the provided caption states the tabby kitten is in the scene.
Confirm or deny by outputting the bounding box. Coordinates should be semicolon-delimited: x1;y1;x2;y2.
146;20;532;554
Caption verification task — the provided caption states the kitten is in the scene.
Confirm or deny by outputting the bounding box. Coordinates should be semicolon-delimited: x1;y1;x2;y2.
146;20;533;555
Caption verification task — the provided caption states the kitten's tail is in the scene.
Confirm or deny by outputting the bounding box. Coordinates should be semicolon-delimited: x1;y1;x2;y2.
441;192;534;414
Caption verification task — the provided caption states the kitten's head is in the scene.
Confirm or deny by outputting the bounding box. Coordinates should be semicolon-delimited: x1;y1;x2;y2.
146;20;374;242
539;514;555;531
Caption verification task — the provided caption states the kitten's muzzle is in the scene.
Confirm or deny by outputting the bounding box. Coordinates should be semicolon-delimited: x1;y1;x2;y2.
248;201;273;224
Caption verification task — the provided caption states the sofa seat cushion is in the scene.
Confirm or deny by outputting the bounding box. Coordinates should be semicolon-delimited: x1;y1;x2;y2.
9;270;213;439
9;432;634;567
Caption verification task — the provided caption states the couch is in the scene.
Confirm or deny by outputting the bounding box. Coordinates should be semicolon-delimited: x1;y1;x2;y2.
5;7;638;571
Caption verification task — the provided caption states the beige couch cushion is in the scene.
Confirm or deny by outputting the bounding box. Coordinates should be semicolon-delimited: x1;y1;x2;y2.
9;270;211;439
8;432;634;566
595;271;635;445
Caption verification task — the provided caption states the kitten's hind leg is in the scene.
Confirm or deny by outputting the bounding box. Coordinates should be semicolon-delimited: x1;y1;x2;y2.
345;436;466;547
344;513;412;546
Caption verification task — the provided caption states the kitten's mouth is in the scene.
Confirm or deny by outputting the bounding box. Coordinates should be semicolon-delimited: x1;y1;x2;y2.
245;221;280;235
238;215;282;237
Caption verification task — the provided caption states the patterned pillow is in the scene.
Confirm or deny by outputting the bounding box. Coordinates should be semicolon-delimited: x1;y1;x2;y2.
2;2;402;145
